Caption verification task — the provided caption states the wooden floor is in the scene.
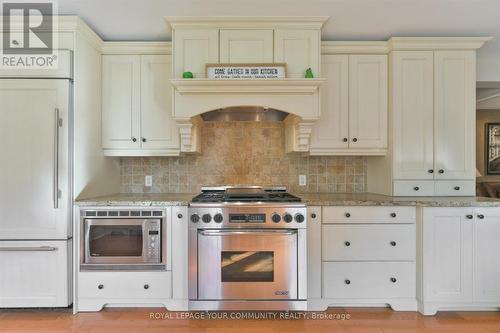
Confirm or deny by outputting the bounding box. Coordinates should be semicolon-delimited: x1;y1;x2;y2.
1;307;500;333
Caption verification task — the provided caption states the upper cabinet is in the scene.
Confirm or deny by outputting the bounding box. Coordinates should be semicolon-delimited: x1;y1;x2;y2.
310;54;388;155
220;30;273;63
102;53;179;156
274;29;320;78
173;29;219;78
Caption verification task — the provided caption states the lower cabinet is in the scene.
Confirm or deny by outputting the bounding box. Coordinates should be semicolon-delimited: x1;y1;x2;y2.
420;207;500;315
0;240;71;308
308;205;417;311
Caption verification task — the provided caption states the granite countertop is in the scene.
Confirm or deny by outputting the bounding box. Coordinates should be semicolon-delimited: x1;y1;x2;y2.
75;193;195;206
75;192;500;208
298;192;500;207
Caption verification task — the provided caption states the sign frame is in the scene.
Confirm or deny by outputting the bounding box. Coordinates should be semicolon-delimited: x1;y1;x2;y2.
206;63;287;79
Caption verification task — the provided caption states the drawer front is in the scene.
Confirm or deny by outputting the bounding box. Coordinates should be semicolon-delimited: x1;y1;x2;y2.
322;262;416;299
322;206;415;224
434;180;475;196
393;180;435;196
78;271;171;299
322;224;416;261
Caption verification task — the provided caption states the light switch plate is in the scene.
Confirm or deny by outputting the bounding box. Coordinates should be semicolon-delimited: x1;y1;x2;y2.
299;175;307;186
145;175;152;187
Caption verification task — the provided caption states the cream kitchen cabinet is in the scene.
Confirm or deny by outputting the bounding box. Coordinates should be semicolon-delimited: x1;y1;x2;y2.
391;51;476;196
274;29;320;78
419;207;500;315
172;29;219;78
102;54;179;156
310;54;387;155
220;29;273;63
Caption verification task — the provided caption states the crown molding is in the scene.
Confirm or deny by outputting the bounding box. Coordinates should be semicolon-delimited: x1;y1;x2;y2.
101;42;172;54
165;16;329;30
322;41;389;54
388;37;492;51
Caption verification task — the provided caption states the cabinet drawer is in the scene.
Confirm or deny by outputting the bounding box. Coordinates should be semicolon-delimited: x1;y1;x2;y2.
322;224;415;261
322;262;415;299
78;271;171;299
322;206;415;224
393;180;435;196
434;180;475;196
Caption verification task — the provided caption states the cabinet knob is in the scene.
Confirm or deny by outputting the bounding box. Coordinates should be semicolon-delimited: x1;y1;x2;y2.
344;241;351;247
344;279;351;285
352;138;358;143
345;212;351;218
390;213;397;218
438;169;444;174
466;214;473;219
454;186;460;191
390;277;397;283
142;137;147;143
343;138;348;142
144;284;150;290
98;284;104;290
428;169;434;174
413;186;420;191
131;137;137;142
478;214;485;220
310;213;317;219
177;213;183;219
390;241;397;247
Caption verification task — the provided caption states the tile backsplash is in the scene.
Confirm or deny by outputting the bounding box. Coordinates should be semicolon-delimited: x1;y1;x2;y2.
120;121;367;193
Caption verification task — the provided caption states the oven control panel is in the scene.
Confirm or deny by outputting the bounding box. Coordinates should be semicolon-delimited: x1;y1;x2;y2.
145;220;161;262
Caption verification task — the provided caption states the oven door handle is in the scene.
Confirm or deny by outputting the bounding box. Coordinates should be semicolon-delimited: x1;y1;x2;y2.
198;229;297;236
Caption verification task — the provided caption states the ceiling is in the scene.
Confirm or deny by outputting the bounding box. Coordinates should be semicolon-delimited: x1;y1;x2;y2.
58;0;500;80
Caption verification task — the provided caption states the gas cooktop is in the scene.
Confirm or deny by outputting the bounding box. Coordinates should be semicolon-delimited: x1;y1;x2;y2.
191;186;302;203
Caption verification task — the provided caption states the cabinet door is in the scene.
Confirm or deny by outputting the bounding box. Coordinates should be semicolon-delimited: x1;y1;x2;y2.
473;208;500;302
102;55;141;149
310;55;349;152
220;30;273;63
0;79;70;239
173;29;219;78
422;208;473;303
0;240;70;307
434;51;476;180
274;29;320;78
392;51;434;180
140;55;179;150
348;55;388;149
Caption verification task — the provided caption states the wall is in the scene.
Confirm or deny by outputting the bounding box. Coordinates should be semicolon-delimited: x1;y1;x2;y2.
121;121;367;194
476;109;500;182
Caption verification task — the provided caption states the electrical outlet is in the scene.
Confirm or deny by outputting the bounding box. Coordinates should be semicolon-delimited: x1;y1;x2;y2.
145;175;152;187
299;175;307;186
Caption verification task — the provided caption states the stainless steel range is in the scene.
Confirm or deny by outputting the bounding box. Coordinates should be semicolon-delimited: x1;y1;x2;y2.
188;186;307;311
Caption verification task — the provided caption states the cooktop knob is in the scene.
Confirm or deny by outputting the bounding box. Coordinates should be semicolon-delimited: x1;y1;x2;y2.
295;213;305;223
202;214;212;223
190;214;200;223
214;213;223;223
271;213;281;223
283;213;293;223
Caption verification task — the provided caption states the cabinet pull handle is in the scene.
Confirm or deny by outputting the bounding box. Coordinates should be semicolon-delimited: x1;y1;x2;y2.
390;277;397;283
438;169;444;174
144;284;150;290
132;137;137;142
466;214;473;219
352;138;358;143
428;169;434;174
344;279;351;285
477;214;485;220
413;187;420;191
390;241;397;247
390;213;397;218
98;284;104;290
53;108;61;209
142;137;147;143
345;213;351;218
177;213;183;219
454;186;460;191
343;138;348;142
311;213;317;219
0;246;57;252
344;241;351;247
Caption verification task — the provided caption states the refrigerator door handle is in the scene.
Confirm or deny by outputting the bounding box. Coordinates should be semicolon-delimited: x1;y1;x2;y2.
0;246;58;252
54;107;60;209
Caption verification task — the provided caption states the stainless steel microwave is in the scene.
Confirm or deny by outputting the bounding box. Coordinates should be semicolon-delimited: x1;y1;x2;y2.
80;209;166;270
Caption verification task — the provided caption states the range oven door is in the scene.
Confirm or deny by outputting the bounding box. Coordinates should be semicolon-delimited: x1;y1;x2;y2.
197;229;298;300
83;218;161;266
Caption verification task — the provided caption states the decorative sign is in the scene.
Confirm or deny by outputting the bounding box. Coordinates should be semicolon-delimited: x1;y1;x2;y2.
206;63;286;79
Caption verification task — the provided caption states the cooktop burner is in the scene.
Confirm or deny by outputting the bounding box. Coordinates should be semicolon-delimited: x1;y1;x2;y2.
191;186;302;203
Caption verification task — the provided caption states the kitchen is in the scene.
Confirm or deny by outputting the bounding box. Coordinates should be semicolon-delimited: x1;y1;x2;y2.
2;1;500;332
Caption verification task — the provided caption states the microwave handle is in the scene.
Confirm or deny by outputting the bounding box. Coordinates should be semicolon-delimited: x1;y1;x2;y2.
198;229;297;236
